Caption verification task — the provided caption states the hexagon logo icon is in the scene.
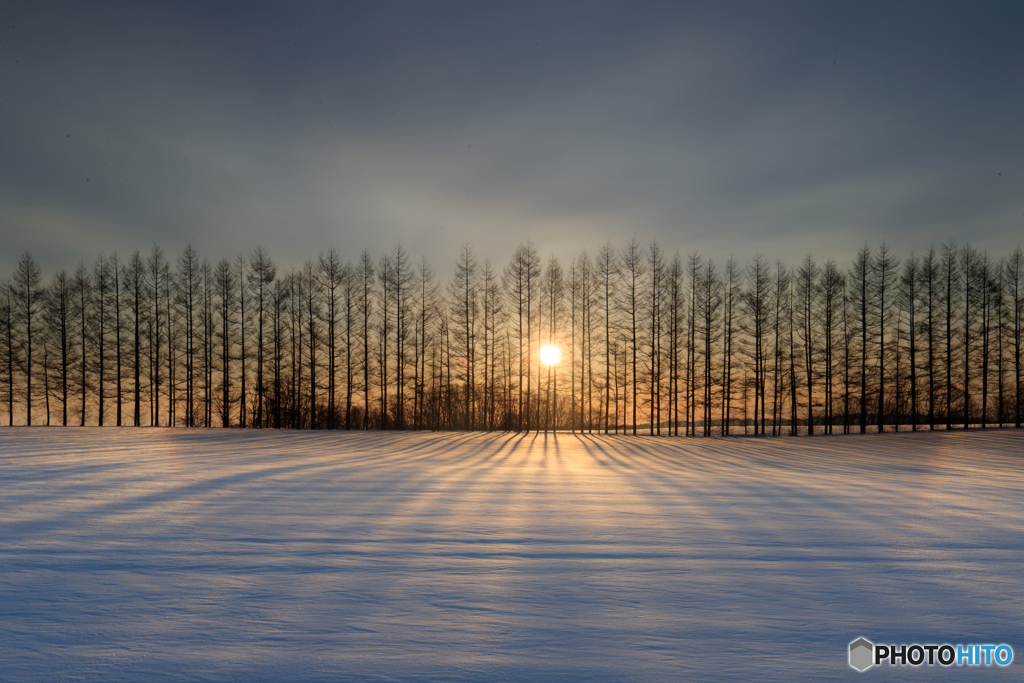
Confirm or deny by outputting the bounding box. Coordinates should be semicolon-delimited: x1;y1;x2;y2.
849;637;874;671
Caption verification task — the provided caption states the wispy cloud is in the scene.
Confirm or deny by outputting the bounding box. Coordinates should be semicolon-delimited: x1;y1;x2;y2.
2;1;1022;275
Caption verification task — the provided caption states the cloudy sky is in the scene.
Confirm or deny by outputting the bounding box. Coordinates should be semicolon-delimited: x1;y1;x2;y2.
2;1;1022;278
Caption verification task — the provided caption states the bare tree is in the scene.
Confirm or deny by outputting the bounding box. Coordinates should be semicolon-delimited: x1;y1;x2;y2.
413;257;438;430
1;280;13;425
72;263;91;426
742;255;771;435
235;253;249;427
596;242;618;433
164;264;179;426
376;250;394;429
542;255;565;431
249;247;276;428
721;258;739;435
796;255;820;434
177;245;201;427
686;253;702;436
921;247;939;429
898;254;920;430
284;270;303;428
820;260;844;434
788;275;798;436
342;260;359;429
391;244;414;429
319;247;344;429
504;243;540;431
960;244;983;427
94;255;112;426
772;261;790;436
941;241;960;429
122;252;145;425
573;251;597;432
697;259;723;436
214;258;236;427
44;270;74;425
481;259;501;430
12;253;45;425
202;259;214;427
646;241;665;435
271;277;288;428
147;246;168;426
110;253;125;426
668;254;684;435
302;259;323;427
1007;248;1024;427
873;243;899;431
979;253;997;427
449;244;479;430
850;246;872;432
359;250;375;429
620;238;646;434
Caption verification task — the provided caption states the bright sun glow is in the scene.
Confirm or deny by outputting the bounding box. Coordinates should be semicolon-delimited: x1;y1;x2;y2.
540;345;561;366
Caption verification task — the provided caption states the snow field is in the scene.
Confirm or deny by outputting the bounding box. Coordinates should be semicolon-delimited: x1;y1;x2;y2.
1;428;1023;681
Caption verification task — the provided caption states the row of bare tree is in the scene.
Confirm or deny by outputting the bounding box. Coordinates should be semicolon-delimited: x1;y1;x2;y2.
3;239;1023;435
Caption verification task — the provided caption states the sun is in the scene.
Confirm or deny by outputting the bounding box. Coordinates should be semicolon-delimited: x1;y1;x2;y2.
540;345;561;366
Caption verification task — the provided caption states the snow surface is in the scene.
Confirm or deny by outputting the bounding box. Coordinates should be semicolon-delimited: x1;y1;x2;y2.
1;427;1023;682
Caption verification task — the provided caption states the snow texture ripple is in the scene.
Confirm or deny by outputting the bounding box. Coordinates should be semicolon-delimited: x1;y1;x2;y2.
1;428;1022;681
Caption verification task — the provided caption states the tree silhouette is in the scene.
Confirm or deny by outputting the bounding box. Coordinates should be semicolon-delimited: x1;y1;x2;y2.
12;252;45;425
6;238;1024;437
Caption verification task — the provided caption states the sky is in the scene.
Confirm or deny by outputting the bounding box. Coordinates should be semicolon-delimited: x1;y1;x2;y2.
2;1;1023;279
